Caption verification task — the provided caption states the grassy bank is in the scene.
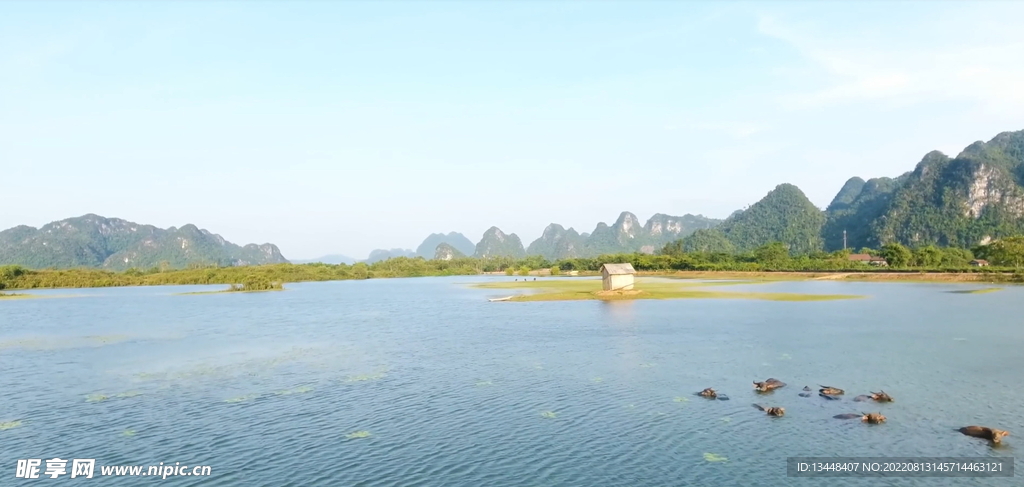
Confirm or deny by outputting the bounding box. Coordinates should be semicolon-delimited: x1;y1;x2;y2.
0;292;35;300
474;278;863;302
0;260;480;291
638;270;1024;283
2;258;1021;292
179;282;286;295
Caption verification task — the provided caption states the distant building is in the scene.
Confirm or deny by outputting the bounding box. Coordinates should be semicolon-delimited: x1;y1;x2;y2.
970;259;989;267
600;263;636;291
848;254;888;266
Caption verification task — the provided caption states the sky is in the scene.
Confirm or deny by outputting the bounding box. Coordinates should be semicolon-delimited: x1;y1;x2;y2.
3;1;1024;260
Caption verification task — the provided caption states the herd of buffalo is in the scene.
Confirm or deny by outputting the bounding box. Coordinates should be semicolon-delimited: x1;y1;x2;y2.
695;379;1009;444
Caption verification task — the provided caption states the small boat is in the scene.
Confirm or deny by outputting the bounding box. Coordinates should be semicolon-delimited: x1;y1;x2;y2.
488;296;513;302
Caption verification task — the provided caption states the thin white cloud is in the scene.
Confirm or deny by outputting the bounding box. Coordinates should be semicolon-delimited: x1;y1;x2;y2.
758;11;1024;114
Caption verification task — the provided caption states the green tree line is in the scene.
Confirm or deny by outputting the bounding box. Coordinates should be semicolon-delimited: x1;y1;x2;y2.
3;237;1024;291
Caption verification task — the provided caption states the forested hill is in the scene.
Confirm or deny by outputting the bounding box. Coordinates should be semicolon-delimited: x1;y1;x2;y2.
660;129;1024;255
716;184;825;253
0;214;288;270
415;232;475;259
473;227;527;259
819;130;1024;250
9;131;1024;270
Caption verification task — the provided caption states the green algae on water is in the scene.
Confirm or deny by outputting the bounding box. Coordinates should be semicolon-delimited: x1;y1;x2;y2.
346;371;387;382
1;334;132;351
274;386;314;395
346;431;372;439
0;420;24;430
947;288;1003;294
122;429;136;437
475;381;493;386
224;394;259;403
704;450;729;462
591;377;603;383
639;363;655;368
540;411;557;419
780;353;792;360
720;417;732;423
86;390;142;403
673;397;690;403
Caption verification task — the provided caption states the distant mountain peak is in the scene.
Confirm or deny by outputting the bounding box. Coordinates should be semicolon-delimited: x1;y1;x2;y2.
415;231;474;258
434;242;466;261
527;223;584;260
474;227;525;258
364;248;415;264
827;177;867;212
0;214;288;270
718;182;825;253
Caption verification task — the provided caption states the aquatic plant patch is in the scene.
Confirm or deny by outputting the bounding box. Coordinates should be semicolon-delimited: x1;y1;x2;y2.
473;278;862;302
0;334;132;351
273;386;314;395
946;288;1003;294
86;390;144;403
345;371;387;382
224;394;260;403
703;453;728;462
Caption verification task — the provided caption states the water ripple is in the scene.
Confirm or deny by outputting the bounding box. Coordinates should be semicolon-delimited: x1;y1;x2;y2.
2;278;1023;486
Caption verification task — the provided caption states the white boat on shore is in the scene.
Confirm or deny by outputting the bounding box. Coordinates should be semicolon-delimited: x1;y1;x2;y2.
488;296;513;302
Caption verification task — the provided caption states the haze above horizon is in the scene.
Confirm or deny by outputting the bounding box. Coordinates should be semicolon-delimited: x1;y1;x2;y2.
3;1;1024;259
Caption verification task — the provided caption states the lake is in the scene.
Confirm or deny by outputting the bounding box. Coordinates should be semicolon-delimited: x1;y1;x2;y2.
1;277;1021;486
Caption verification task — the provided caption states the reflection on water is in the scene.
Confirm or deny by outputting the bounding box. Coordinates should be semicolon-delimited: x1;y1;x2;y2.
1;277;1022;486
599;299;636;324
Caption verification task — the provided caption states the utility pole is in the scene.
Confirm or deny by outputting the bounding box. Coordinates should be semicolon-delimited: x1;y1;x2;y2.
843;230;847;251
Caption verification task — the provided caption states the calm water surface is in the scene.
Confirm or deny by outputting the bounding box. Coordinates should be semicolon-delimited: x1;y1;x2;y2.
1;277;1021;486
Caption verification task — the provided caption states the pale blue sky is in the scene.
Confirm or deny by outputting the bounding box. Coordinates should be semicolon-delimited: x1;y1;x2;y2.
3;1;1024;259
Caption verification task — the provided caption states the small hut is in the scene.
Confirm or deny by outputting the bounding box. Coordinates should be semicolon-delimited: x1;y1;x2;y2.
600;263;636;291
970;259;989;267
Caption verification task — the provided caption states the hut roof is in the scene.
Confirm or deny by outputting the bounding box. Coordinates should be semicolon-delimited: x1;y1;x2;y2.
600;263;636;275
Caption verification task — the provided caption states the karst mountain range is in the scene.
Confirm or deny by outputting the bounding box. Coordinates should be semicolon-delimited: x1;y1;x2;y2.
3;130;1024;270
